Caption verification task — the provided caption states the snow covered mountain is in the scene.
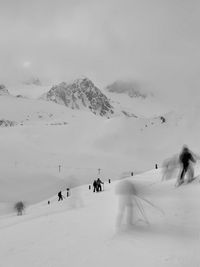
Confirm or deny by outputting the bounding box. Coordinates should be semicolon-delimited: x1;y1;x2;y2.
41;77;114;117
5;78;168;118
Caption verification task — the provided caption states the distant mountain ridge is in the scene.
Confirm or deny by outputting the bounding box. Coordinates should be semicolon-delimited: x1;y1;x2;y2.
40;77;114;117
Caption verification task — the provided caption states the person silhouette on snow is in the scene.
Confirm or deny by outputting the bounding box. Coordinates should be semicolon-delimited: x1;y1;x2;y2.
96;178;104;192
178;146;196;185
93;180;97;192
58;191;64;201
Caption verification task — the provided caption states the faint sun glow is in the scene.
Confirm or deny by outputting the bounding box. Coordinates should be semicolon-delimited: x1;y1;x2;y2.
22;61;31;68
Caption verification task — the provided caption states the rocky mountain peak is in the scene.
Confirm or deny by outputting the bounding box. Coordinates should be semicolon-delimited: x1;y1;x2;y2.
41;77;114;117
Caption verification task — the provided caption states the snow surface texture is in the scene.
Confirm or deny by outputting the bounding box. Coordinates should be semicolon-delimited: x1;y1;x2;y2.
0;169;200;267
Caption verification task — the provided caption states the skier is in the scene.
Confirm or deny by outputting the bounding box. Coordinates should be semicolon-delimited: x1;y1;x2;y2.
162;155;179;181
115;179;137;228
58;191;64;201
93;180;97;192
177;146;196;185
96;178;104;192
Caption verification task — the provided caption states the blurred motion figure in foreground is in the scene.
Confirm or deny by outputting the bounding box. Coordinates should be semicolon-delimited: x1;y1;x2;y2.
162;155;179;181
177;146;196;186
115;178;163;230
162;146;199;186
115;179;138;229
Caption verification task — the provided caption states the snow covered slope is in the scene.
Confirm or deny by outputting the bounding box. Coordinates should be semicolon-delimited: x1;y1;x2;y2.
8;83;51;99
0;95;73;125
103;87;169;118
0;169;199;267
0;91;200;210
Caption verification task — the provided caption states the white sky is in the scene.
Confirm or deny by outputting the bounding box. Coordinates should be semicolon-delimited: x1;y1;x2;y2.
0;0;200;104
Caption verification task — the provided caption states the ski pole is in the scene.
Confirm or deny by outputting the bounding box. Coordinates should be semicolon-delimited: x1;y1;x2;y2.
135;195;165;216
134;197;150;225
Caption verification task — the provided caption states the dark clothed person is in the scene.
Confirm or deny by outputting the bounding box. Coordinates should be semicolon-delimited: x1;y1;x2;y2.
93;180;97;192
58;191;63;201
178;146;196;184
96;178;104;192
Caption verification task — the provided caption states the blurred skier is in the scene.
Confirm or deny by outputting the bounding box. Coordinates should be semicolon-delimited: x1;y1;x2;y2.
162;155;179;181
96;178;104;192
115;179;139;229
177;146;196;186
58;191;64;201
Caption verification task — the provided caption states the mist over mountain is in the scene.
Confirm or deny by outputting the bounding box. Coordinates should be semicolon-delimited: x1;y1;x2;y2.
23;77;42;86
106;80;152;99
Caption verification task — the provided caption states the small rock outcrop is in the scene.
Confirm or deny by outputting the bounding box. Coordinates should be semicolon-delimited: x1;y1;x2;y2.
0;84;9;96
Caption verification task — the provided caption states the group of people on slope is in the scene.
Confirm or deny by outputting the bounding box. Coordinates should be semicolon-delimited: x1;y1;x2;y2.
57;178;105;202
93;178;104;192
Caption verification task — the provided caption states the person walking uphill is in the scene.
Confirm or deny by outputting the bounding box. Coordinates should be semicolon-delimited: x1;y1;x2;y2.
177;146;196;186
96;178;104;192
58;191;64;201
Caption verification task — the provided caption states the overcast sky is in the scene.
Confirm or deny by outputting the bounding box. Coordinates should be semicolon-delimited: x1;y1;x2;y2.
0;0;200;103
